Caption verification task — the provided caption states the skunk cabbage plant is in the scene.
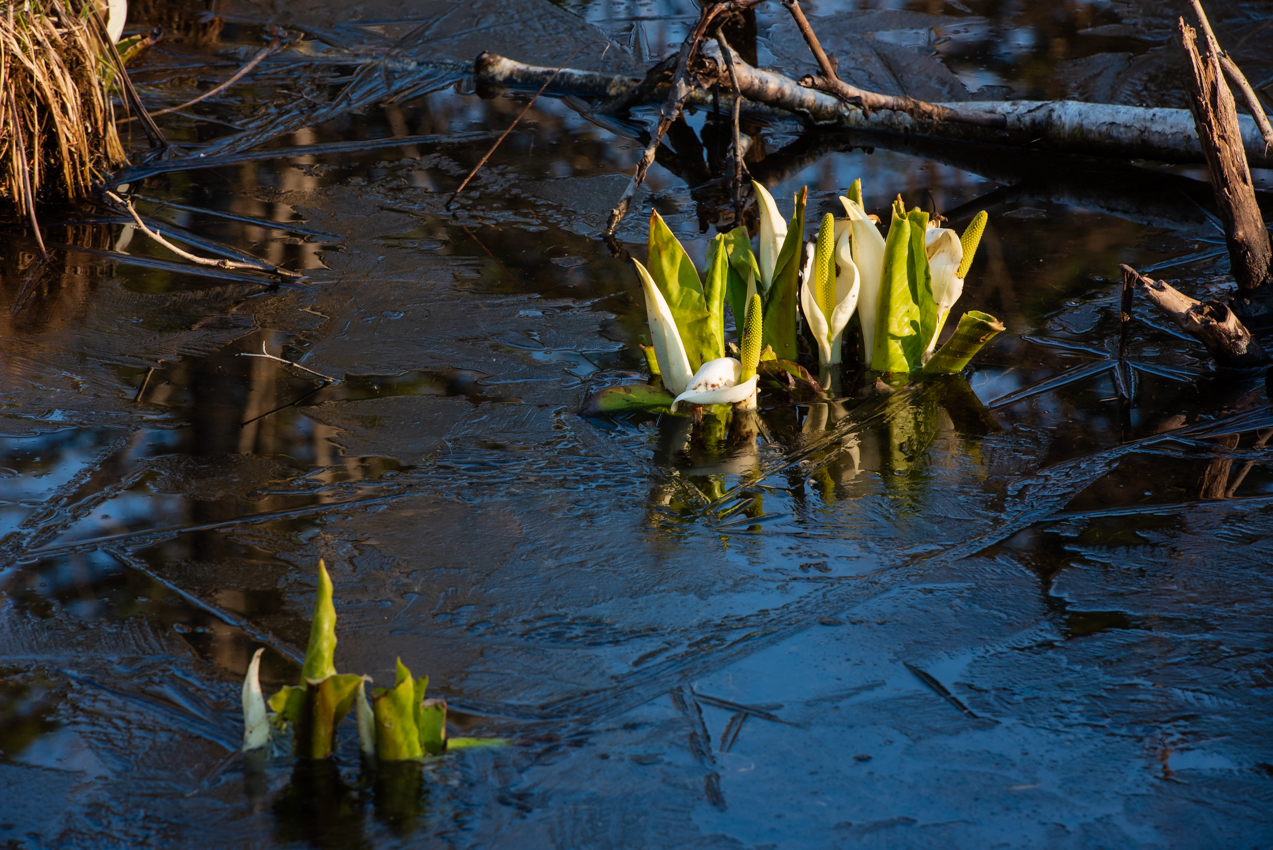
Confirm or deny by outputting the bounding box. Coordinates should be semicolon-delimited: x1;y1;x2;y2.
799;212;860;368
242;561;504;761
259;560;364;759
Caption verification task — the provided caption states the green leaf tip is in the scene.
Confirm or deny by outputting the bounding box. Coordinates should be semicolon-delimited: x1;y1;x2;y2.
302;559;338;682
740;292;763;382
815;212;836;326
846;178;862;208
957;211;988;279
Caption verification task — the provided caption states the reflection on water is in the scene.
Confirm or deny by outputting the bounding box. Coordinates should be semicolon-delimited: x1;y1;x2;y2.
2;0;1273;846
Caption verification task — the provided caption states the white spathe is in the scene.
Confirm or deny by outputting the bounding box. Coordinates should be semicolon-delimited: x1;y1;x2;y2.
241;648;270;751
799;228;861;366
670;357;759;411
924;227;965;354
839;196;886;362
103;0;127;43
633;259;694;395
752;180;787;291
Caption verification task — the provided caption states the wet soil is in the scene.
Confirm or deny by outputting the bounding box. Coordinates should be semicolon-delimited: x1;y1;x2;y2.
2;0;1273;847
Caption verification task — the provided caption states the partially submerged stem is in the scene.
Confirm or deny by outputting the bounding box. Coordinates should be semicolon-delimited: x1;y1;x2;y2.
148;33;284;118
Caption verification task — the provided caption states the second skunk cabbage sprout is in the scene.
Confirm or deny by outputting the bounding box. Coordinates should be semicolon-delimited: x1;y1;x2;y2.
241;560;505;760
923;211;988;355
671;293;763;412
799;212;860;368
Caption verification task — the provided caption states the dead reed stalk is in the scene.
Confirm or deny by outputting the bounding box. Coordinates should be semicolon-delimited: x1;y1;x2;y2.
0;0;128;213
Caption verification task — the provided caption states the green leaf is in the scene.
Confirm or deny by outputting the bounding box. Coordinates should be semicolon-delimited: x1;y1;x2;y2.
909;208;939;364
764;186;807;360
702;235;729;362
301;559;338;681
447;737;509;749
720;226;758;340
418;699;447;756
921;311;1005;374
757;359;822;393
372;658;424;761
647;211;714;371
579;384;677;416
846;178;862;208
269;674;364;759
871;203;924;372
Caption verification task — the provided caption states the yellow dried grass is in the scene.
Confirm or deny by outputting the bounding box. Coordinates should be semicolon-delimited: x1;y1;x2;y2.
1;0;127;206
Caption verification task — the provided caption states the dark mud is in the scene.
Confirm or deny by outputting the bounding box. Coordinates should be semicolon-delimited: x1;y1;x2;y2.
2;0;1273;847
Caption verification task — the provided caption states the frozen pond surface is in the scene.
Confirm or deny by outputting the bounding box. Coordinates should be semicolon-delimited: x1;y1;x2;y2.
2;0;1273;846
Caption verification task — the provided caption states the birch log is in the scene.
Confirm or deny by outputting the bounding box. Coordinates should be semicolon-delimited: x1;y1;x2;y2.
474;49;1273;169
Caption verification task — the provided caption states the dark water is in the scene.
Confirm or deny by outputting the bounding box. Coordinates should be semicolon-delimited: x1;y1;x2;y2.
2;0;1273;846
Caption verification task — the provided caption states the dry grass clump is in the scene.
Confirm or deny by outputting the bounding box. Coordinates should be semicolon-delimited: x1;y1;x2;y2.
0;0;128;210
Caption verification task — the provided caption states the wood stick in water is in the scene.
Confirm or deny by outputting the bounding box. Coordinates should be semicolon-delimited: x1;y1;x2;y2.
1178;19;1272;294
1123;264;1269;370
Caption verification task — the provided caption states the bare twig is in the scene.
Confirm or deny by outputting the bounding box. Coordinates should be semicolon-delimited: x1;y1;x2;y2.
1220;55;1273;151
1187;0;1273;151
237;342;338;383
603;1;761;237
715;30;746;223
448;43;604;210
106;191;303;278
7;91;47;258
782;0;1005;129
134;366;156;402
146;33;283;118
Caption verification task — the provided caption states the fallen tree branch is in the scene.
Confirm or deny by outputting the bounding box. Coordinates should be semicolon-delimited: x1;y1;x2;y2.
1123;264;1269;370
474;50;1273;169
782;0;1005;129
